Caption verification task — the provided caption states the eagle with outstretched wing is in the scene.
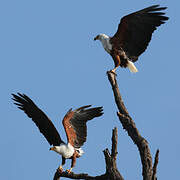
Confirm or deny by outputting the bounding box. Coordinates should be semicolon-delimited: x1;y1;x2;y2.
12;93;103;173
94;5;169;73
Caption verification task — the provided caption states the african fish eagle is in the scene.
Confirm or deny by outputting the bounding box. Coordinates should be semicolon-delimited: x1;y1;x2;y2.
94;5;169;73
12;93;103;173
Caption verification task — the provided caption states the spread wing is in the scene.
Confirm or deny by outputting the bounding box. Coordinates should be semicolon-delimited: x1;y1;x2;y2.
12;93;64;146
62;105;103;148
110;5;169;61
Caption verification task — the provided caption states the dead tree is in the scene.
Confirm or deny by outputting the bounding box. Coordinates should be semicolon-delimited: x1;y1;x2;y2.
53;71;159;180
107;71;159;180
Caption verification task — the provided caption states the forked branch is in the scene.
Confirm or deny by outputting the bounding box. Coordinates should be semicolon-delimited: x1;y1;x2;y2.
107;71;159;180
53;128;123;180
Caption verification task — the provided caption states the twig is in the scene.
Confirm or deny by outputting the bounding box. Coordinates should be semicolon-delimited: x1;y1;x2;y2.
103;128;124;180
152;149;159;180
111;127;118;160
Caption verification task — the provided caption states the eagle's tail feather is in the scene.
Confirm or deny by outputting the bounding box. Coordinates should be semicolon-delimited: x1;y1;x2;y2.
76;148;84;157
127;60;138;73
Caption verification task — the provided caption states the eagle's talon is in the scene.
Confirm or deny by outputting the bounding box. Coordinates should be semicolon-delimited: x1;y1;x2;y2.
66;168;73;174
58;166;64;172
110;70;117;76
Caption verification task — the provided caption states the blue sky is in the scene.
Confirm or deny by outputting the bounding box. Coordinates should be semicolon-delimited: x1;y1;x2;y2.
0;0;179;179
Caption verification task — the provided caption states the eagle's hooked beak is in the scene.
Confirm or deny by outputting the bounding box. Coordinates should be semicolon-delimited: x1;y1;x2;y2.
49;147;55;151
94;35;99;41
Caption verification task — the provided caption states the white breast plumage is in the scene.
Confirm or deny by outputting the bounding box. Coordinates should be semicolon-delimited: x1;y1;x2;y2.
99;35;112;54
103;39;112;54
56;143;75;159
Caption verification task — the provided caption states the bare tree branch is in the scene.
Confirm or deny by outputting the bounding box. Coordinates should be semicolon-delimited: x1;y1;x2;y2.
111;127;118;160
53;128;123;180
107;71;159;180
53;170;105;180
152;149;159;180
103;128;124;180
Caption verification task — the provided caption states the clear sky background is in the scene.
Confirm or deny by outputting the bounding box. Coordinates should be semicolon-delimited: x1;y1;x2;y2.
0;0;179;179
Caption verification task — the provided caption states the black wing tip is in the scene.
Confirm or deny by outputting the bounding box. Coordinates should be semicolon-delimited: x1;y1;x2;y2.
76;105;103;111
149;5;160;9
11;93;20;102
88;106;104;117
146;4;167;9
95;106;103;111
162;16;169;21
11;92;34;110
140;5;169;22
76;105;92;111
151;5;169;21
75;105;104;117
95;106;104;117
12;92;24;101
12;93;24;108
12;92;26;99
141;5;168;13
11;92;18;98
151;4;167;8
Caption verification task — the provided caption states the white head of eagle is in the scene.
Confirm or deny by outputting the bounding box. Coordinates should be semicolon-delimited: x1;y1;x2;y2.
12;93;103;173
94;5;169;73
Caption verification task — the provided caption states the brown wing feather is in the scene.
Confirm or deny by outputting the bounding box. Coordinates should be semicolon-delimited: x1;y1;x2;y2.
63;105;103;148
62;109;77;146
12;93;63;146
110;5;169;61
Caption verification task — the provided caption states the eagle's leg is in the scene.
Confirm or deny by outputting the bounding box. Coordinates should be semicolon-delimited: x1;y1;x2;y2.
58;156;66;172
111;55;121;74
111;67;118;74
66;153;77;173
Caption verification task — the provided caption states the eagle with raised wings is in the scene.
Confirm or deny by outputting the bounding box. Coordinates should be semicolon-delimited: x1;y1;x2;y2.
12;93;103;173
94;5;169;73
